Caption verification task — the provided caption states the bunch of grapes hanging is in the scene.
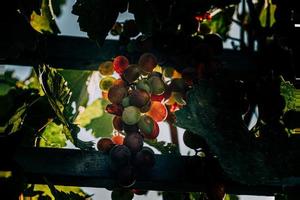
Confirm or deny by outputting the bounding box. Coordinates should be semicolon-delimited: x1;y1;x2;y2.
96;53;187;187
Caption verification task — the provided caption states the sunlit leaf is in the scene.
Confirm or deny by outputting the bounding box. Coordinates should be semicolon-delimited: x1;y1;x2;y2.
40;122;67;148
259;0;276;28
224;194;239;200
75;98;113;138
30;0;60;34
59;69;92;112
38;65;93;150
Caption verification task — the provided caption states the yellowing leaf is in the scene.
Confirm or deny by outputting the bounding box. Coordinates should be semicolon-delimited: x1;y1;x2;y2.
259;0;276;28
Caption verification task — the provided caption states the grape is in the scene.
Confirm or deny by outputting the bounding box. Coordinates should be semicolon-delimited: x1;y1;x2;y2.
147;101;167;122
138;115;155;136
132;189;148;195
99;61;114;75
106;104;123;116
151;94;164;102
145;120;159;139
113;78;127;87
117;165;136;187
111;133;125;145
109;145;131;168
121;97;130;108
138;53;157;74
148;76;165;95
102;91;108;100
140;100;151;113
129;89;151;108
136;79;151;93
172;92;186;105
122;106;141;125
99;76;116;91
124;132;144;154
149;71;163;78
110;22;122;36
108;85;128;104
183;130;208;150
134;147;155;169
123;123;139;134
113;56;129;75
113;116;123;131
97;138;115;153
122;64;141;83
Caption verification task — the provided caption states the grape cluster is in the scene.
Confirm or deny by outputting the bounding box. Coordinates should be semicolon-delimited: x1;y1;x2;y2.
96;53;188;187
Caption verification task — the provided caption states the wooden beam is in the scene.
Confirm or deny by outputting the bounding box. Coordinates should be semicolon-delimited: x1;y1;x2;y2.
1;147;297;196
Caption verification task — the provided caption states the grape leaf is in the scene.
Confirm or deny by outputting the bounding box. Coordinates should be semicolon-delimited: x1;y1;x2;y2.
37;65;93;150
259;1;276;28
224;194;239;200
280;76;296;112
40;122;67;148
30;0;60;34
0;70;18;96
175;79;275;184
75;99;113;138
58;69;92;112
206;5;235;39
144;139;179;155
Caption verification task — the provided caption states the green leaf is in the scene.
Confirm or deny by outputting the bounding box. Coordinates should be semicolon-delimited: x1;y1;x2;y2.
75;99;113;138
37;65;93;150
59;69;92;112
259;1;276;28
175;79;274;184
145;139;179;155
30;0;60;34
0;83;12;96
206;5;235;39
40;122;67;148
280;76;296;112
111;189;134;200
0;70;19;96
224;194;239;200
7;103;28;134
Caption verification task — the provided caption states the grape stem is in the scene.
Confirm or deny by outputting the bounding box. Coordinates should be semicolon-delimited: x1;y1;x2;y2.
165;110;179;145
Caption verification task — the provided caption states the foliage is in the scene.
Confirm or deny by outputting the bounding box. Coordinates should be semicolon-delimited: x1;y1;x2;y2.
280;76;296;112
175;78;274;184
145;139;179;155
75;98;113;138
39;122;67;148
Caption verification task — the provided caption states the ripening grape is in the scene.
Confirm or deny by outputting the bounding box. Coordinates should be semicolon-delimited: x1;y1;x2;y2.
117;165;136;187
113;78;127;87
138;53;157;74
140;100;151;113
148;76;165;95
111;133;125;145
136;79;151;93
134;147;155;169
113;116;123;131
124;132;144;154
147;101;167;122
138;115;155;137
97;138;115;153
108;85;128;104
99;61;114;75
106;104;123;116
151;94;164;102
122;106;141;125
113;55;129;75
129;89;151;108
122;64;141;83
99;76;116;91
109;145;131;168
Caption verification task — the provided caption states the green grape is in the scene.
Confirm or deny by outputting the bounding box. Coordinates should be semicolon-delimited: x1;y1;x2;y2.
108;85;128;104
148;76;165;95
136;79;151;93
122;64;141;83
122;106;141;125
98;61;114;75
129;89;151;108
121;96;131;107
99;76;116;91
138;53;157;74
